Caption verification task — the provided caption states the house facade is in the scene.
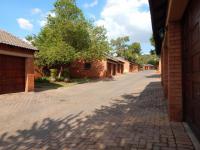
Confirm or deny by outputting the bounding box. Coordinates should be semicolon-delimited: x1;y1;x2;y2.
69;59;107;78
116;57;130;73
69;56;139;78
143;64;155;70
149;0;200;140
129;62;139;73
0;29;37;94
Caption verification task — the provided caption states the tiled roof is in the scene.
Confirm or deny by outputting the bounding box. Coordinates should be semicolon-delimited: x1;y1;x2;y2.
0;29;37;51
106;55;119;62
144;64;154;66
115;57;127;63
106;56;131;63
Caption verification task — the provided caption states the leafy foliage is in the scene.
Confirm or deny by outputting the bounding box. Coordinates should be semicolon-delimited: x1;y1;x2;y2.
137;35;159;66
27;0;110;69
111;36;141;62
82;25;110;60
128;42;142;54
150;35;155;47
110;36;130;56
136;54;159;66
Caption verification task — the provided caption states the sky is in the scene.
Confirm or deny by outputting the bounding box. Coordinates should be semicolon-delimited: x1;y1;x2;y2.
0;0;153;54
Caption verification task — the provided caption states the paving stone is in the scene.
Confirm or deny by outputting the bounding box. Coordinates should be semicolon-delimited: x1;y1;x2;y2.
0;71;195;150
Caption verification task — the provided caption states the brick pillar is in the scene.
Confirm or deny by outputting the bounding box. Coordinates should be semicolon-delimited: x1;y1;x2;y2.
25;57;35;92
168;22;183;122
158;58;161;73
161;50;164;86
163;47;168;98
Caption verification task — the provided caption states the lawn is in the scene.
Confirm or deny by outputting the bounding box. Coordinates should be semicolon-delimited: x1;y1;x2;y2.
35;78;97;92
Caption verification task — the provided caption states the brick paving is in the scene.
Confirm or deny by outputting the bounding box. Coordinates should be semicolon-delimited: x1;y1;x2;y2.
0;71;195;150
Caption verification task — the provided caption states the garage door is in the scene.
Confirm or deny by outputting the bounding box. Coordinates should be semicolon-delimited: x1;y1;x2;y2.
183;0;200;140
0;54;25;94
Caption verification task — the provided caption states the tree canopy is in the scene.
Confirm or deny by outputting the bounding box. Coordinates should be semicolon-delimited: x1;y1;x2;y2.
136;35;159;66
110;36;142;62
110;36;130;57
28;0;110;68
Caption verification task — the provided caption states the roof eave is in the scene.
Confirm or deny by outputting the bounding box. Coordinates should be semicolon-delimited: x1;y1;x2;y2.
148;0;168;55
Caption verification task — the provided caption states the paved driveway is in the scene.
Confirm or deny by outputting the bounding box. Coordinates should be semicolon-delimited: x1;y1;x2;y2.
0;71;194;150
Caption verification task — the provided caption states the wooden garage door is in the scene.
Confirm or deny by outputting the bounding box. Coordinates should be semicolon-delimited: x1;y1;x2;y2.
0;54;25;94
183;0;200;140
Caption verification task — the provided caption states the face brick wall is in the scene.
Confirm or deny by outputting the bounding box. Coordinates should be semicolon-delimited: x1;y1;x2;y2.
130;63;139;72
163;47;168;98
25;58;35;92
69;60;107;78
123;61;130;73
167;22;183;121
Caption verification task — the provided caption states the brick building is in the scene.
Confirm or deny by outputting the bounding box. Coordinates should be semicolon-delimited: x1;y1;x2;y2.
149;0;200;140
130;62;139;73
69;59;107;78
69;56;135;78
0;29;37;94
115;57;132;73
143;64;155;70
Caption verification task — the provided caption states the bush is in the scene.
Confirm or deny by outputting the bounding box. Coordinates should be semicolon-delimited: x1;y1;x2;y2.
50;69;57;78
63;68;70;78
57;76;65;82
35;77;50;83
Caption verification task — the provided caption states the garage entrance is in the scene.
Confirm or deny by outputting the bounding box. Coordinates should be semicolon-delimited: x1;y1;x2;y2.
183;0;200;140
0;54;25;94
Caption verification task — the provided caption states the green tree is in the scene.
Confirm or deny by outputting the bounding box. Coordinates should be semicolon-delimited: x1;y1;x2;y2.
28;0;110;78
149;35;156;55
133;36;159;67
150;49;156;55
82;25;110;60
110;36;130;56
128;42;141;54
123;42;141;61
49;0;90;51
150;35;155;47
134;36;159;66
32;0;89;77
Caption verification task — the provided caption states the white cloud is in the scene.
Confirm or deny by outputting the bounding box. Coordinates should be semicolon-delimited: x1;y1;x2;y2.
84;0;98;8
17;18;33;30
38;12;56;27
31;8;42;15
95;0;152;45
39;20;47;27
48;12;56;18
22;38;32;44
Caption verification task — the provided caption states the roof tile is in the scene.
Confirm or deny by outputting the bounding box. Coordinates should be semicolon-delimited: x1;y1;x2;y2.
0;29;37;51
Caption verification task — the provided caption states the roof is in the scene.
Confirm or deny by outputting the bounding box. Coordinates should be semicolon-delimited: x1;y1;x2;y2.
143;64;154;67
115;57;127;63
148;0;168;54
106;55;120;62
0;29;37;51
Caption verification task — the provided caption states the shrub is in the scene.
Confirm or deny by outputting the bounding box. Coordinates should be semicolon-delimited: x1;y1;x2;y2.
35;77;50;83
57;76;65;82
63;68;70;78
50;69;57;78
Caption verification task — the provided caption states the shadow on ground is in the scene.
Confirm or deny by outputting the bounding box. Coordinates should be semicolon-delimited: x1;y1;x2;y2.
0;82;193;150
145;74;161;79
35;82;64;92
35;77;116;92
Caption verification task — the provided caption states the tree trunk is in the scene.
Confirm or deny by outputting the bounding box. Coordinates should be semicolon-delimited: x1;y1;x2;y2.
58;66;63;78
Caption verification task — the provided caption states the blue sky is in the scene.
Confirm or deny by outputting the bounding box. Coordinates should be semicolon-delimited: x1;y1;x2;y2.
0;0;153;54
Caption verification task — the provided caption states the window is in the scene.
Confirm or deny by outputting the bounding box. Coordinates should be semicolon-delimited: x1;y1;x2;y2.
84;63;91;70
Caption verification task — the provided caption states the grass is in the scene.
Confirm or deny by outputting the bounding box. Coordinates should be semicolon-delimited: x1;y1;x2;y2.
35;77;97;92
